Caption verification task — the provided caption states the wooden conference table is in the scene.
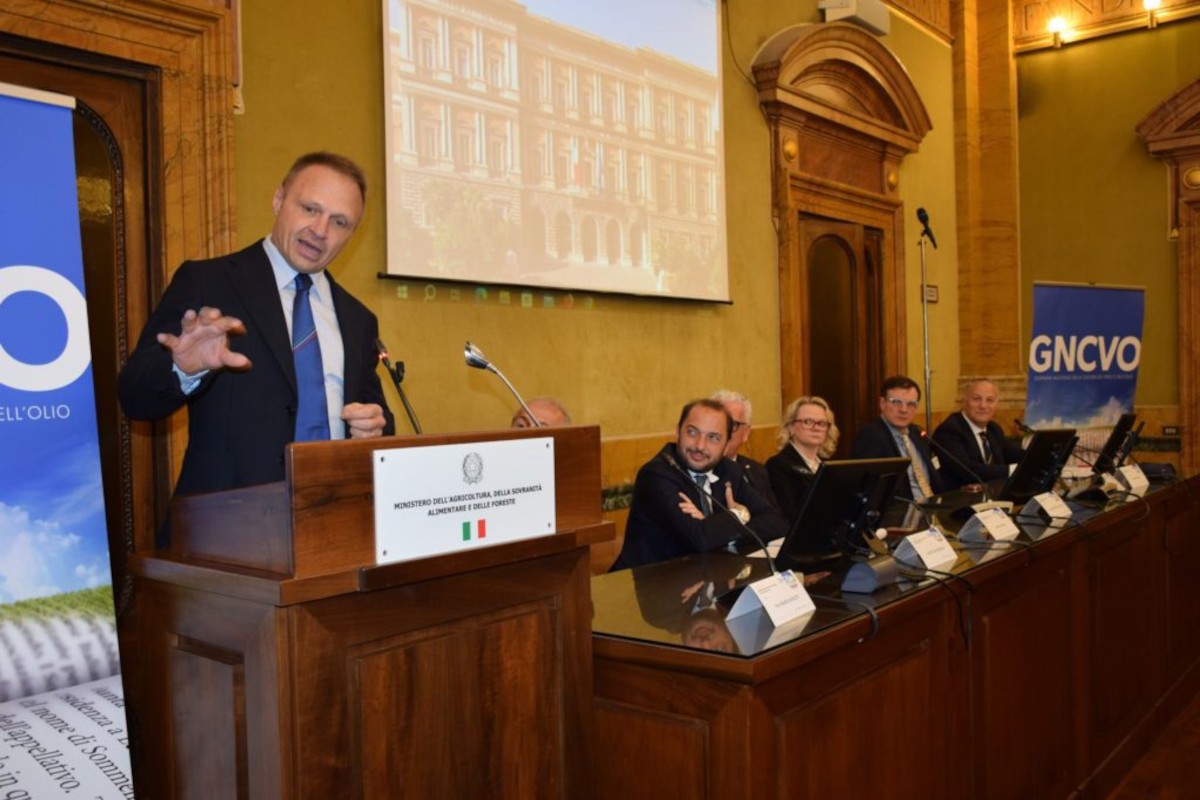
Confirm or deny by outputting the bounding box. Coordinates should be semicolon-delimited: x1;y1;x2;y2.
590;476;1200;800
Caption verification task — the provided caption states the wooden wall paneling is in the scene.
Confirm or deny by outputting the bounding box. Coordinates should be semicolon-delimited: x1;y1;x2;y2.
132;578;287;799
290;548;591;798
593;594;962;799
1085;505;1164;764
1161;489;1200;680
760;601;960;799
168;639;248;799
593;661;751;799
970;547;1078;800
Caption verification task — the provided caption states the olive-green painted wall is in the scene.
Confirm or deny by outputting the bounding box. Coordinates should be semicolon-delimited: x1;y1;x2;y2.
1017;17;1200;407
233;1;960;436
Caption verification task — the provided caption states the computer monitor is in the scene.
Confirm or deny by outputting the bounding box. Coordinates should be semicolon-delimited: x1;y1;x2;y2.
1091;413;1137;475
775;457;910;572
996;428;1077;504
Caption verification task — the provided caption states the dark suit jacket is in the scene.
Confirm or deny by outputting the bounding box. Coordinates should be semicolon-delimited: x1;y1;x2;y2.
766;444;820;524
849;417;945;501
729;454;779;512
612;444;788;570
931;412;1023;489
118;240;394;497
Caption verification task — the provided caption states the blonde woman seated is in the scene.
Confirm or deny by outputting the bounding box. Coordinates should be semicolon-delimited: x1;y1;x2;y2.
766;396;840;524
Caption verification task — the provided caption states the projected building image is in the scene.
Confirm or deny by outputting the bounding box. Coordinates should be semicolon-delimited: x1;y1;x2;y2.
384;0;727;300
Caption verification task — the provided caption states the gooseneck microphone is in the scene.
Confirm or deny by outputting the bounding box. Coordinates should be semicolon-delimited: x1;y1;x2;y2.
464;341;541;427
375;338;423;434
662;451;778;575
917;207;938;249
1013;418;1037;436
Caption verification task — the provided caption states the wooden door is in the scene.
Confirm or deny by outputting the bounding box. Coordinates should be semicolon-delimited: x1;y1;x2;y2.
797;214;885;455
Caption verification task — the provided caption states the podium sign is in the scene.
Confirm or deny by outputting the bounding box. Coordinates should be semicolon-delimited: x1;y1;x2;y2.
374;436;557;564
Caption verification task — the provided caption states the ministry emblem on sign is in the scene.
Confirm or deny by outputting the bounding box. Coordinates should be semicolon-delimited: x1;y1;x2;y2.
463;452;483;484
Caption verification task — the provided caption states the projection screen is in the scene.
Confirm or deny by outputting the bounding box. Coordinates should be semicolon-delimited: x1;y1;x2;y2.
382;0;728;301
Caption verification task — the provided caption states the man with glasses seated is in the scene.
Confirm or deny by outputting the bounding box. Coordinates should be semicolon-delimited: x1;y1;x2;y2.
610;399;787;571
849;375;945;503
710;389;779;512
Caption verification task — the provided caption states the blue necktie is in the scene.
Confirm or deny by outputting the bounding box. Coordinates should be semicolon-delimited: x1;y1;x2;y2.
292;273;330;441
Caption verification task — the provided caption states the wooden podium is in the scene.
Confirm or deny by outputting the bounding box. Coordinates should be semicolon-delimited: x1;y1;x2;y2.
124;425;611;798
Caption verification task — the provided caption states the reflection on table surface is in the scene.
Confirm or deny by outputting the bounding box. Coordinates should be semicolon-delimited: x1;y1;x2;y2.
591;481;1158;658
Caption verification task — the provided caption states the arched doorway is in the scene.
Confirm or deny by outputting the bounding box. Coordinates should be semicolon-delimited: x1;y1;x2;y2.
753;23;931;435
802;220;884;452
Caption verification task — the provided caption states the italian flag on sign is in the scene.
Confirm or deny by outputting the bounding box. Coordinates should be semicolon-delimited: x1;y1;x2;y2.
462;519;487;541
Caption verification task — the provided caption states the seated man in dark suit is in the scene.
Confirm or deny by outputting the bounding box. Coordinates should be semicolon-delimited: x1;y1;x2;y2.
611;399;787;571
849;375;944;503
711;389;779;511
932;378;1023;489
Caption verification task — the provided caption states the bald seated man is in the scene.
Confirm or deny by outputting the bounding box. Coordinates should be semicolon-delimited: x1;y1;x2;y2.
931;378;1023;490
511;396;572;428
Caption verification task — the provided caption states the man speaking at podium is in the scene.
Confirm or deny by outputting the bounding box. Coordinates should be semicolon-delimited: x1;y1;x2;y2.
611;399;786;570
119;152;394;501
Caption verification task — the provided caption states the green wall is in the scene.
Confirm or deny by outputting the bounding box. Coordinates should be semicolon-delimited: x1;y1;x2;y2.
233;0;960;436
1017;18;1200;407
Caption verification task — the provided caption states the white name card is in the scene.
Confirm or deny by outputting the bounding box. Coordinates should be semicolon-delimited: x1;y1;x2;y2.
726;569;815;627
958;507;1021;544
1117;464;1150;498
893;528;958;572
373;437;556;565
1027;491;1072;527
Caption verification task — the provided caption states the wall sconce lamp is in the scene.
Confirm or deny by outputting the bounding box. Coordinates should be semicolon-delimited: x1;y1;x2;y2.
1144;0;1162;29
1047;16;1068;48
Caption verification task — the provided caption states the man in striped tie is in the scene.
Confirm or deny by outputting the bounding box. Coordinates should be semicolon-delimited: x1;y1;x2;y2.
849;375;945;504
119;152;394;507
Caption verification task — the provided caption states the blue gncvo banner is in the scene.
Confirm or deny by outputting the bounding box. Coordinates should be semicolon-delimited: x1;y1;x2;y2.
1025;283;1145;430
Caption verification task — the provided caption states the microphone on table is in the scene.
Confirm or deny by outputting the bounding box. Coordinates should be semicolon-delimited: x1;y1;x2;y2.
662;451;778;576
464;341;541;427
917;207;938;249
925;433;1016;522
925;432;993;503
375;338;423;434
1013;418;1037;436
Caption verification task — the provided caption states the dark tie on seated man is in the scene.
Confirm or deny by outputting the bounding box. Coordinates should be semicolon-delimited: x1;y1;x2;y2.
611;398;788;571
118;151;395;509
849;375;945;503
931;378;1024;490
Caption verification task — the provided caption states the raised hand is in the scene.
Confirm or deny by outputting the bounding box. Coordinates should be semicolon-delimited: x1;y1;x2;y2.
157;307;252;375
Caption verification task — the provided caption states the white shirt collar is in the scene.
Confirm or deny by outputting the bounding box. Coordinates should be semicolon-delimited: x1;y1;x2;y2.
263;237;330;299
962;412;987;436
